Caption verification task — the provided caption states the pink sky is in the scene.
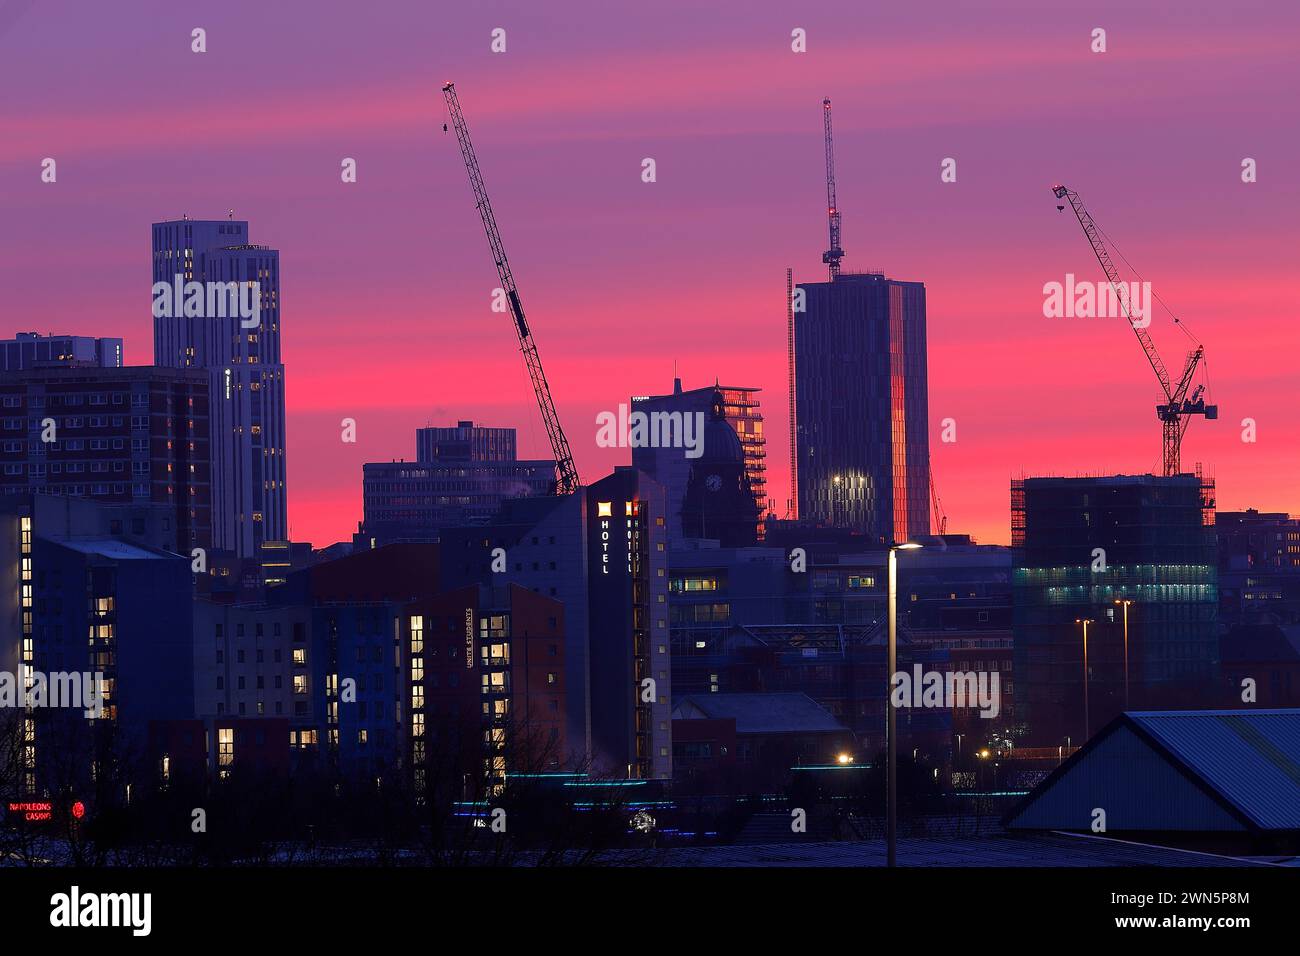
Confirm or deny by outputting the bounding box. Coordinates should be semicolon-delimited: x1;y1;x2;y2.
1;0;1297;546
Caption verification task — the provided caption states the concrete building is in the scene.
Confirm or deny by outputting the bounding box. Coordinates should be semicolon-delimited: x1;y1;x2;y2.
357;421;553;548
403;583;566;799
0;494;192;796
1220;623;1300;707
149;716;291;787
441;467;672;780
0;365;212;552
193;601;312;725
276;543;441;776
794;271;930;541
1;332;123;371
1012;474;1219;746
1217;509;1300;626
305;602;404;776
631;380;766;541
152;217;287;557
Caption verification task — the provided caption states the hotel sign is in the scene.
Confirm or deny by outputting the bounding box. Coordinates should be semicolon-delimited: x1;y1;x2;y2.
596;501;639;576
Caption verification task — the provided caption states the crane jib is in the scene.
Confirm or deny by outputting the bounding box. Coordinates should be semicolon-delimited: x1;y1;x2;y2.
508;290;528;338
443;81;581;493
1053;183;1213;476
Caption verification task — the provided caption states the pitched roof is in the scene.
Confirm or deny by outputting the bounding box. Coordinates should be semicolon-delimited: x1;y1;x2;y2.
672;693;846;734
55;538;173;560
1128;711;1300;830
1007;710;1300;832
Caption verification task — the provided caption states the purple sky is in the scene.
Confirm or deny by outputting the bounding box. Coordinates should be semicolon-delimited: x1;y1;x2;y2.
1;0;1297;545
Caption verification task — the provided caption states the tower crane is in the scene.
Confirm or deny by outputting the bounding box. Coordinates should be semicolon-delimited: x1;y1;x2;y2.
822;98;845;279
443;82;580;495
928;461;947;535
1052;184;1217;476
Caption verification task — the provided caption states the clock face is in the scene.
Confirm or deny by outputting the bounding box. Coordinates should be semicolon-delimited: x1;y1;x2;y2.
705;474;723;492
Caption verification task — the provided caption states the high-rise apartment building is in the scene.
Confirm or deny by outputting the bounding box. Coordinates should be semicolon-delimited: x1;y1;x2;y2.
152;217;286;557
794;272;930;542
440;467;672;779
0;494;193;795
0;365;212;552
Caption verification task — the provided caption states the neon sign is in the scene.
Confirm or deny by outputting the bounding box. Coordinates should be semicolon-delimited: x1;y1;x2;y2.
7;801;52;822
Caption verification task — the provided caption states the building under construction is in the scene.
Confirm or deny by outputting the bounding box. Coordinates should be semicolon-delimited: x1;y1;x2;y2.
1011;473;1218;746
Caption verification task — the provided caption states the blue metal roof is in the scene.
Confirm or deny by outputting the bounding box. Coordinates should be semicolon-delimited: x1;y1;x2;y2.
1007;709;1300;833
1128;710;1300;830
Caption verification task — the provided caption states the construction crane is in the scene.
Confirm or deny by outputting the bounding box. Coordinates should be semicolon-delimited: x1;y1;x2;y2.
443;82;580;495
786;267;798;519
1052;184;1216;476
821;98;845;279
928;461;947;535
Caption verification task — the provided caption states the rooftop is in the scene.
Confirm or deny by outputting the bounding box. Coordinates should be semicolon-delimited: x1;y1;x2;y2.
673;692;845;734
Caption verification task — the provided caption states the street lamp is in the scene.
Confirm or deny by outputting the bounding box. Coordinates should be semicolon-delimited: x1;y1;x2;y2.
887;540;923;868
1114;599;1133;711
1075;618;1094;740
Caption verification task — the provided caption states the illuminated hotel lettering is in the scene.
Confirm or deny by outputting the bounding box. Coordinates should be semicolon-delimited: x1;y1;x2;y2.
464;608;474;668
626;501;637;573
598;501;613;574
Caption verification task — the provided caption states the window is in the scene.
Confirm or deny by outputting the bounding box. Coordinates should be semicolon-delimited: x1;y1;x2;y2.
218;728;234;775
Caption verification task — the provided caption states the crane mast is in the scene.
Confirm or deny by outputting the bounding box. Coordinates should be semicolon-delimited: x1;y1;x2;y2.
1052;184;1216;476
822;98;844;279
443;82;580;495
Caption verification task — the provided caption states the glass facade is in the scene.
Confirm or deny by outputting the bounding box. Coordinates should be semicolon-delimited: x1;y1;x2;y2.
795;273;929;542
1012;475;1218;745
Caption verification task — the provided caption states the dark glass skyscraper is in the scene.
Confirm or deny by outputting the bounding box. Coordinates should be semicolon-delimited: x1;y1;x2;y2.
152;218;286;557
794;272;930;542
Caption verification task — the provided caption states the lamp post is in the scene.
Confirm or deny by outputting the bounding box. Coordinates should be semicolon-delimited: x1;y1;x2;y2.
1114;599;1133;711
887;541;923;868
1075;618;1094;740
